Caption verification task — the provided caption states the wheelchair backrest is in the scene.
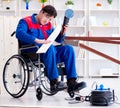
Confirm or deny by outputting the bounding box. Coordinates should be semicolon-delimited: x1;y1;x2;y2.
11;31;39;61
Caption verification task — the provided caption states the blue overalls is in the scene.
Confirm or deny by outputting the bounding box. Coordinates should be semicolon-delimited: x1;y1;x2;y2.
16;14;77;81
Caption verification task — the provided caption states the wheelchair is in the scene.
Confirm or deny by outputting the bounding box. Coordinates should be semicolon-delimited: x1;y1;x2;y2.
3;32;70;101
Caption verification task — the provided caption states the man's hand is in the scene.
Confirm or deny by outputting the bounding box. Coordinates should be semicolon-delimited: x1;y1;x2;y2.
61;25;68;35
35;38;51;44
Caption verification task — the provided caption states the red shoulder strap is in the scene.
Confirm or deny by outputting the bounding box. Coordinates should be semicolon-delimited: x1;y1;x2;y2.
24;16;51;40
24;16;40;29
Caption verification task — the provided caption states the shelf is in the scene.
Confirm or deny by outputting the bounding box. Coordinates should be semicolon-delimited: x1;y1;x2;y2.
76;58;85;60
69;25;86;28
89;24;120;27
90;9;119;12
89;75;120;78
56;9;86;11
0;9;15;12
20;9;39;12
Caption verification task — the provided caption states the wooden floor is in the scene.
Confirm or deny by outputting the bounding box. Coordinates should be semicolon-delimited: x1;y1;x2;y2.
0;78;120;108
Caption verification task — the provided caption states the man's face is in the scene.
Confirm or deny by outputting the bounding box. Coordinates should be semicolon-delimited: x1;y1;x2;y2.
38;11;54;25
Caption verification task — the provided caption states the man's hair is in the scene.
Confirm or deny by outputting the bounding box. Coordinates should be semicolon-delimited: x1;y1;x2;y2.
41;5;57;18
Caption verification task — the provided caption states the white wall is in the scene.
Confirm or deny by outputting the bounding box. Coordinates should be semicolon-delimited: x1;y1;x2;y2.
0;16;19;95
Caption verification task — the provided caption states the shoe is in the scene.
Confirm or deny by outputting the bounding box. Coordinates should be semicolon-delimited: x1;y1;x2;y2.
67;78;87;93
50;79;58;92
50;79;67;92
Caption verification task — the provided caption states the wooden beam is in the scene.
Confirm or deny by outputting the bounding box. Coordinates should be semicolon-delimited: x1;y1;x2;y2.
66;36;120;40
79;43;120;64
66;36;120;44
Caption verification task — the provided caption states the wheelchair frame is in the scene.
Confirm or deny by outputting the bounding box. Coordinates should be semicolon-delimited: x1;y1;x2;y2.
3;40;67;100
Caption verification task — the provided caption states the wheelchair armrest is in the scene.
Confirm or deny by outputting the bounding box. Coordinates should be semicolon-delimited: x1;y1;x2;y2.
19;45;39;61
19;45;39;51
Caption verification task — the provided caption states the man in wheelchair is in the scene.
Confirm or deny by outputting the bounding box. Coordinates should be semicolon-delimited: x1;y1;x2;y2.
16;5;86;94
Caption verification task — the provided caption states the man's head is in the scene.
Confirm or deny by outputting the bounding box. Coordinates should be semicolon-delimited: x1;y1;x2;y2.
36;5;57;25
41;5;57;18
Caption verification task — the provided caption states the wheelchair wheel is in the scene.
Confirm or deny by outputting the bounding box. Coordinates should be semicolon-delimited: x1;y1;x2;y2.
36;87;43;101
40;71;58;96
3;54;30;98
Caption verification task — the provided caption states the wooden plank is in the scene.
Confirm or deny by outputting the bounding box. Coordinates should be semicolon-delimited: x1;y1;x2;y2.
66;36;120;40
66;36;120;44
79;43;120;64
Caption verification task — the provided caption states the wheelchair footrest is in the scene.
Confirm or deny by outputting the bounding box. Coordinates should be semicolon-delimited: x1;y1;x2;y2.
51;81;67;93
57;81;67;90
